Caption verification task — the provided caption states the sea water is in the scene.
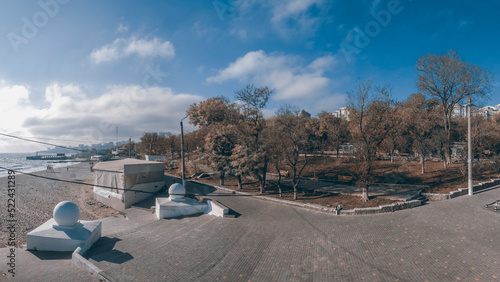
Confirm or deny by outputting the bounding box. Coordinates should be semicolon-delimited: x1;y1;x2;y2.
0;153;78;178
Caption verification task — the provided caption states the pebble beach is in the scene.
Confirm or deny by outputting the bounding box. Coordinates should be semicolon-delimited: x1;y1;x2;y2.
0;162;118;247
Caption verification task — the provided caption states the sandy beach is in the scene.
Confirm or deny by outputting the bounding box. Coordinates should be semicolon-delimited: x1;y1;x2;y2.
0;162;118;247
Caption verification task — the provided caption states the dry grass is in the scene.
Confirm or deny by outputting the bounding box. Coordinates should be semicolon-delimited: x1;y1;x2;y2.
184;175;398;210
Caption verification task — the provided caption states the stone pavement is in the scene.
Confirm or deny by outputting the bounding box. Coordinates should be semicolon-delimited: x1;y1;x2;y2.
0;248;98;281
2;180;500;281
81;180;500;281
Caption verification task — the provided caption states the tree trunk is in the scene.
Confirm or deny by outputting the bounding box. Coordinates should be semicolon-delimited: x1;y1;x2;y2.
275;162;283;197
292;168;299;200
258;175;265;194
220;171;225;186
336;143;340;162
277;173;282;197
444;111;451;165
421;154;425;174
237;174;242;189
442;149;447;169
262;156;268;189
361;185;369;202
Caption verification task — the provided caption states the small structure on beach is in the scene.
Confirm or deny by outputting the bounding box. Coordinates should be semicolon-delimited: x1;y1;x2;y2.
93;158;166;210
27;201;101;252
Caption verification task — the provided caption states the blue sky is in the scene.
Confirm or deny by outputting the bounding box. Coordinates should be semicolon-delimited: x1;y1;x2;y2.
0;0;499;152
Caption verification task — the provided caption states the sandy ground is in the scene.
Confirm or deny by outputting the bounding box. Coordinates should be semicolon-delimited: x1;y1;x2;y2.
0;162;118;247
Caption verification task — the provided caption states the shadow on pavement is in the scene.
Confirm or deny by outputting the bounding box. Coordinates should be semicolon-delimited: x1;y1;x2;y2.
28;250;73;260
85;237;134;264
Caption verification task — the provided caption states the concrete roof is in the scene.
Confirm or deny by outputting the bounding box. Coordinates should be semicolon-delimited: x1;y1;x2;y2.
92;158;164;172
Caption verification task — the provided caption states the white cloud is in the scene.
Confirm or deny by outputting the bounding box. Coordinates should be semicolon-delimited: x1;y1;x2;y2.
269;0;324;37
124;38;175;58
308;56;338;73
271;0;323;22
207;50;339;100
90;37;175;64
0;83;31;133
117;23;128;32
0;81;203;152
207;50;291;83
89;39;122;64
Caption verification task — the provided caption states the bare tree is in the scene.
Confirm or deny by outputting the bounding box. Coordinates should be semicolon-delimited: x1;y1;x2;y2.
348;79;398;201
140;132;163;155
402;93;441;174
265;118;286;197
415;50;493;166
317;112;349;161
275;107;309;200
233;84;275;193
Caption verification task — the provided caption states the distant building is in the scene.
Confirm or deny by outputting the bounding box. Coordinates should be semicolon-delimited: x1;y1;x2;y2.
476;105;500;118
334;107;350;120
453;103;500;118
452;104;468;117
298;109;311;118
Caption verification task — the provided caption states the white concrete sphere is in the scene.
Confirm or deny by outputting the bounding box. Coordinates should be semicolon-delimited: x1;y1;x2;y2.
53;201;80;227
169;183;186;200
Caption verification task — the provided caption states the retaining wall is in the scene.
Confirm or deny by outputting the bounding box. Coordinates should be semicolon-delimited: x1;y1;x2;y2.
422;179;500;201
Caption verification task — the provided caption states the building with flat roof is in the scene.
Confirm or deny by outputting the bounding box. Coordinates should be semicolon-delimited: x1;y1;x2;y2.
93;158;165;210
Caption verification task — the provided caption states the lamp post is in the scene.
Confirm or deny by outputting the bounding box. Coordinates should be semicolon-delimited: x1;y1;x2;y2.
468;97;473;196
128;136;134;158
180;116;188;188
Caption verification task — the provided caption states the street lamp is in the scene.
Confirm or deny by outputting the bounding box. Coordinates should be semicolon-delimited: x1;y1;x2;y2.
129;136;134;158
180;116;188;188
468;97;473;196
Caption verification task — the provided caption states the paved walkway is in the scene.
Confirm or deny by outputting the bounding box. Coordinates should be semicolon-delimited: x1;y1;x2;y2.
82;180;500;281
3;179;500;281
0;248;97;281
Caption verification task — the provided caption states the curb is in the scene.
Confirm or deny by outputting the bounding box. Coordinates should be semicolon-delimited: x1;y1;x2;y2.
72;245;111;282
422;179;500;201
187;179;423;216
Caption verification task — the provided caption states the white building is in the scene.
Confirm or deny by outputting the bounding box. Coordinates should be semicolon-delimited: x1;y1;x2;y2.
452;103;499;118
93;158;165;210
334;107;350;120
452;104;468;117
476;105;500;118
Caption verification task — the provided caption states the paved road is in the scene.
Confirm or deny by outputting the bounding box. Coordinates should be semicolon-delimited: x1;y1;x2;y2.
83;180;500;281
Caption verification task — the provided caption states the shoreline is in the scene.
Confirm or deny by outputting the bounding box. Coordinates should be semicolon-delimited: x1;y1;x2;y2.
0;162;118;247
0;160;84;178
